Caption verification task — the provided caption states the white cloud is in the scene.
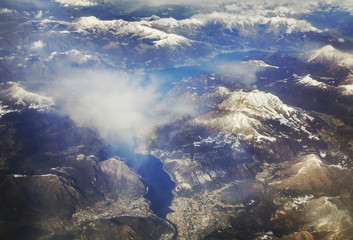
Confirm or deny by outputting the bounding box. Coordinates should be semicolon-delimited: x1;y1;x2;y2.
333;0;353;13
47;49;101;65
45;68;198;148
0;8;17;14
7;0;353;15
114;0;353;15
31;40;45;49
47;69;159;146
215;61;268;86
34;10;43;19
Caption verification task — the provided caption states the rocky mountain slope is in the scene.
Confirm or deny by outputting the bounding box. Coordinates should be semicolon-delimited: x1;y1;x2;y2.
0;109;175;239
142;55;353;239
1;1;353;239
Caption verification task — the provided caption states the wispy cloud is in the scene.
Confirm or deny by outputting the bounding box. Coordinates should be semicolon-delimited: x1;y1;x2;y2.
46;68;197;149
103;0;353;14
214;61;268;86
47;69;158;146
31;40;45;50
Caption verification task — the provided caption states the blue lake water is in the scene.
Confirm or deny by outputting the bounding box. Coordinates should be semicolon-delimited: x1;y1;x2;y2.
146;50;265;90
133;154;175;218
113;50;267;218
111;146;175;218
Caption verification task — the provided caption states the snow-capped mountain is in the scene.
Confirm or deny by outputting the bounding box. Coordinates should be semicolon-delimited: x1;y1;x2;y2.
0;82;54;110
245;60;279;68
339;75;353;95
48;49;100;65
258;153;353;239
1;0;353;239
296;74;328;89
46;49;106;68
307;45;353;69
147;78;324;191
191;12;321;35
55;0;98;7
193;89;314;142
340;84;353;95
32;9;323;55
72;16;193;48
145;72;352;239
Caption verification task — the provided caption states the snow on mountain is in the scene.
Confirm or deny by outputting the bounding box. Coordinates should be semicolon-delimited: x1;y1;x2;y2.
143;11;319;35
295;74;353;96
304;196;353;239
36;19;70;31
143;17;203;29
133;6;321;38
258;153;353;238
223;0;318;16
246;60;279;68
52;0;353;16
0;104;11;116
335;74;353;96
191;12;321;35
47;49;101;65
72;16;193;47
218;89;295;120
139;11;322;38
35;9;322;52
193;89;309;140
339;84;353;95
154;33;192;47
0;82;54;110
293;154;323;175
55;0;98;7
307;45;353;68
263;154;350;193
297;74;328;89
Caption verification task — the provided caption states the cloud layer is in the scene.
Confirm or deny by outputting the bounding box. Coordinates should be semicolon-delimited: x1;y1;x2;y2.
48;69;159;146
51;0;353;15
47;68;197;148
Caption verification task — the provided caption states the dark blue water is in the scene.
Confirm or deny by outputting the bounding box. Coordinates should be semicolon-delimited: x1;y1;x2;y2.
111;146;175;219
133;154;175;218
110;51;267;218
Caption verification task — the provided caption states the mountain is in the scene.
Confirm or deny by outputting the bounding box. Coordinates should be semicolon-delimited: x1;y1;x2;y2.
0;82;54;110
339;74;353;95
0;110;175;239
307;45;353;69
72;16;193;48
1;0;353;240
296;74;328;89
143;74;353;239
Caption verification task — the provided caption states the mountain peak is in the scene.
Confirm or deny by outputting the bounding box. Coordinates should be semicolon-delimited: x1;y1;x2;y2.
307;45;353;68
0;82;54;110
297;74;328;89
